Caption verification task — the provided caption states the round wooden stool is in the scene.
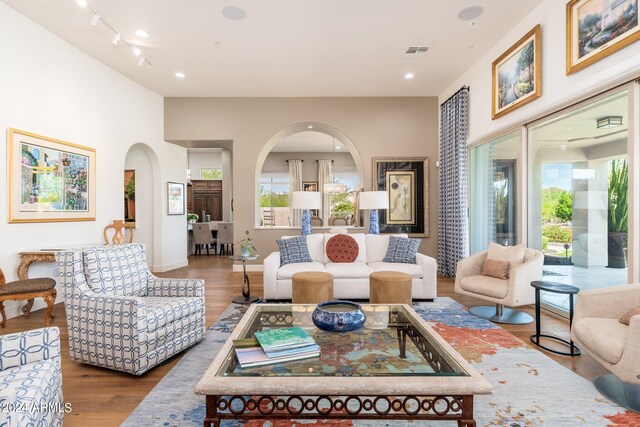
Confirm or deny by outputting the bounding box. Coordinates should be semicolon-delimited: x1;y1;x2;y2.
292;272;334;304
369;271;412;304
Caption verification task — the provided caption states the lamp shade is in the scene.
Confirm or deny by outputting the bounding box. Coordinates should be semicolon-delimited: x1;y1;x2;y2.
359;191;389;210
291;191;322;209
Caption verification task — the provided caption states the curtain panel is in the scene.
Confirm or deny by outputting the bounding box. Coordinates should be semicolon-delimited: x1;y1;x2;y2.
288;160;303;226
318;160;333;222
438;87;469;277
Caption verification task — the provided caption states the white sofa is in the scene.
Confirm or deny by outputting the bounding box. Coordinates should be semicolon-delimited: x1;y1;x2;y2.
263;233;437;300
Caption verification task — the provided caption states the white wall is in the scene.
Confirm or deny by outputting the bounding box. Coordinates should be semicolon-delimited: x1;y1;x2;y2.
188;149;223;179
439;0;640;143
0;3;188;320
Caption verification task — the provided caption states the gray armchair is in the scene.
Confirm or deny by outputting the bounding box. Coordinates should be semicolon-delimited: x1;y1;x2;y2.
56;243;205;375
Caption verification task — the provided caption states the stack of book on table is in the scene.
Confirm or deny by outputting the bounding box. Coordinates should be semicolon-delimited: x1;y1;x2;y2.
234;326;320;368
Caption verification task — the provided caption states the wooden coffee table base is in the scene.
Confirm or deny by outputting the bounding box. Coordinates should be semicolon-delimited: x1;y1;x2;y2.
204;394;475;427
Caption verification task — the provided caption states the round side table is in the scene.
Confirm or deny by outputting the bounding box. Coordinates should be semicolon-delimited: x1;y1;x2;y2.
229;254;260;304
529;281;581;357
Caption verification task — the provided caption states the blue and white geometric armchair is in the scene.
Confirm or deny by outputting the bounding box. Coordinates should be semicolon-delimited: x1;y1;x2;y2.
56;243;206;375
0;327;63;427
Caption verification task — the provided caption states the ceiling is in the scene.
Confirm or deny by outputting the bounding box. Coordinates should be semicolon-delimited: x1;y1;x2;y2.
272;131;345;152
3;0;542;97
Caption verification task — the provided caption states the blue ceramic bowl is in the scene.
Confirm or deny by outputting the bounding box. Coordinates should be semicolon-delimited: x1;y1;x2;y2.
312;301;366;332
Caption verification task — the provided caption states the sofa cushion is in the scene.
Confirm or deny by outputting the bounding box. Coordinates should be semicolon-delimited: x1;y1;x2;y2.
366;234;408;263
383;236;420;264
487;242;525;270
277;262;327;280
574;318;628;364
324;233;367;264
325;261;372;279
326;234;359;263
481;258;510;279
83;244;148;296
277;236;313;266
459;275;508;299
143;297;202;333
369;262;422;279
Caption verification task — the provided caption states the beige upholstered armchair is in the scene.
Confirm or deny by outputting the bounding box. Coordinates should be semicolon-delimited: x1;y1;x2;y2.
454;248;544;324
571;284;640;412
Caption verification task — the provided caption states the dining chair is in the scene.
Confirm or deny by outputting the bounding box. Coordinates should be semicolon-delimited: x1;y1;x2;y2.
217;222;234;256
193;223;216;255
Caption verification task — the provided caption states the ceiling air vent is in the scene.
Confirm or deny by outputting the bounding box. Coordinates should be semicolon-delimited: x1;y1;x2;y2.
404;46;429;57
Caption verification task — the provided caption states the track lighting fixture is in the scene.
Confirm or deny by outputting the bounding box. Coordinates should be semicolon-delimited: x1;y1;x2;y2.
111;33;120;45
89;13;100;27
138;56;146;66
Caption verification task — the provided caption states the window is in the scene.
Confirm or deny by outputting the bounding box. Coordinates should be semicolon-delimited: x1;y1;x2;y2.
330;169;359;220
259;171;290;227
201;168;222;179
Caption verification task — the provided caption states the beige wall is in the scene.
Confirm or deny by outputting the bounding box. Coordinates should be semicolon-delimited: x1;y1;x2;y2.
164;97;439;259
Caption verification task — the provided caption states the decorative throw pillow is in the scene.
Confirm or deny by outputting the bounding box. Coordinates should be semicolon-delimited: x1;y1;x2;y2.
619;306;640;326
486;242;526;270
277;236;313;266
481;258;510;280
383;236;420;264
326;234;359;263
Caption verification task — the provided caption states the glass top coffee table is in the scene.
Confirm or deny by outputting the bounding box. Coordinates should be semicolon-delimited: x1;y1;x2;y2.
196;304;492;426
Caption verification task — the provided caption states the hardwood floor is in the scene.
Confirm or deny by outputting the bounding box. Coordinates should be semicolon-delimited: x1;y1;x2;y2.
2;255;607;426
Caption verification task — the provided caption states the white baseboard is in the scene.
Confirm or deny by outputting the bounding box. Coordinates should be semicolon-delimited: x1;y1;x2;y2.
232;264;264;272
153;259;189;273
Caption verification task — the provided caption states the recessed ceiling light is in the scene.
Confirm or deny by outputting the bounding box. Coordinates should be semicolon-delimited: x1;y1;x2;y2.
132;47;141;56
307;125;313;129
457;6;484;21
336;146;341;150
468;21;476;27
405;72;414;79
467;45;475;50
213;41;222;47
222;6;247;20
175;72;186;79
135;29;149;38
560;145;567;150
76;0;87;7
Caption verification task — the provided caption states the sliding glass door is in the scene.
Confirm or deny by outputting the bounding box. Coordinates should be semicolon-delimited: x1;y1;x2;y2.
469;131;521;254
527;89;631;312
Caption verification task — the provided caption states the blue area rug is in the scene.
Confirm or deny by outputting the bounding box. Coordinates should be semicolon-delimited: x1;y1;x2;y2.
121;298;639;426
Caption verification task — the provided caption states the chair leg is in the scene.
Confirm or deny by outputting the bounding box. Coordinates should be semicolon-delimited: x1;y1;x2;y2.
206;245;210;256
0;301;5;328
595;374;640;413
44;292;55;326
469;304;533;325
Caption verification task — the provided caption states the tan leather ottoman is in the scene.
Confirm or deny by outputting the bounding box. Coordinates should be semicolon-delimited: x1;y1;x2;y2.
369;271;412;304
292;272;334;304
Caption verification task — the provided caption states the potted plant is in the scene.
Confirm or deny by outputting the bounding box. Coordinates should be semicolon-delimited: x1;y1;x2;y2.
125;175;136;219
238;230;256;257
608;159;628;268
187;213;199;223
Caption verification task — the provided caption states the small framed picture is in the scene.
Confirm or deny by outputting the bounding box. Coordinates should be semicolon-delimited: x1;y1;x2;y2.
492;24;541;119
167;182;185;215
567;0;640;75
302;181;319;192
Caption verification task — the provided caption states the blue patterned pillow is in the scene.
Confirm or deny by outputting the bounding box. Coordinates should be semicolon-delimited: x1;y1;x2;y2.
277;236;313;266
383;236;420;264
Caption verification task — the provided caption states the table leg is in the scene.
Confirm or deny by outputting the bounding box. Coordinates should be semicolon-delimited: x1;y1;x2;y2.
0;301;5;328
242;260;250;299
44;290;56;326
458;396;476;427
396;327;407;358
17;258;35;316
535;289;541;343
204;396;219;427
569;293;575;357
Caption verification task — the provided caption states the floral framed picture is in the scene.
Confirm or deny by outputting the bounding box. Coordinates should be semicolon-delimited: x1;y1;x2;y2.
7;128;96;223
566;0;640;75
372;157;429;237
492;24;542;119
167;182;185;215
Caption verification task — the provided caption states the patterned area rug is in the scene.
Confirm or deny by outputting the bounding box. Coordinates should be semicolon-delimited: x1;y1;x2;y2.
121;298;639;426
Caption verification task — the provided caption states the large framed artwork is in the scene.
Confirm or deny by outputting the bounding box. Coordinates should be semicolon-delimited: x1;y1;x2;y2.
302;181;318;192
492;24;541;120
7;128;96;223
167;182;185;215
567;0;640;75
372;157;428;237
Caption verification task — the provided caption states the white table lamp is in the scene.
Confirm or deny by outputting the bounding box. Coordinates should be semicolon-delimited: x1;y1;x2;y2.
359;191;389;234
291;191;322;236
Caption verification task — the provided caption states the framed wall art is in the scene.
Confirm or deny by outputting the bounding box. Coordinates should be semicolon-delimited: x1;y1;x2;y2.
167;181;185;215
492;24;542;119
7;128;96;223
302;181;318;192
567;0;640;75
371;157;429;237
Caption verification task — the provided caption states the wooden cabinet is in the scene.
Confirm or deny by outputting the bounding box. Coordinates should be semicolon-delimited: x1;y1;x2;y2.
187;180;222;220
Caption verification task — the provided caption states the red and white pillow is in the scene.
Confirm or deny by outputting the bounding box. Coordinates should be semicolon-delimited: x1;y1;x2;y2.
326;234;360;263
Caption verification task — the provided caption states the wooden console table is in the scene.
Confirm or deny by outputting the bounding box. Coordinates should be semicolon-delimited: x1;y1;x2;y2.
17;251;57;316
